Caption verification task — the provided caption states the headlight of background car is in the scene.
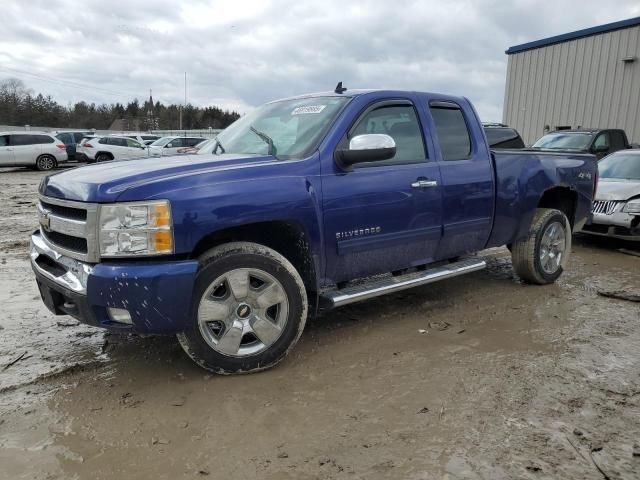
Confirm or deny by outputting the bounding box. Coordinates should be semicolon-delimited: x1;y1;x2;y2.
622;198;640;214
99;200;173;256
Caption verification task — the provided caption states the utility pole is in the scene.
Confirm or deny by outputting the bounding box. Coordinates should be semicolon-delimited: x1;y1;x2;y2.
179;72;187;132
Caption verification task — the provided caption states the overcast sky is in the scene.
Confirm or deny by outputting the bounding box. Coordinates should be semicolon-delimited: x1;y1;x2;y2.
1;0;639;121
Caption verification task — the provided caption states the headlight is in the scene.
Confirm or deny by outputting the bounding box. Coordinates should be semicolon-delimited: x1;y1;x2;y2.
622;199;640;214
98;200;173;257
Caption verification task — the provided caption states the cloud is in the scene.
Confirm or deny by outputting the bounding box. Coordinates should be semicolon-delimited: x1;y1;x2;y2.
1;0;638;120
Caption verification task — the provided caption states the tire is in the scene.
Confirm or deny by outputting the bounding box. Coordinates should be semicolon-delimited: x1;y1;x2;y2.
177;242;308;374
95;153;112;163
35;154;57;171
511;208;572;284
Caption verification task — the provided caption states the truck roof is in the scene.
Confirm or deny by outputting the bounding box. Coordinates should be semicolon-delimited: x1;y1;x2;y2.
269;89;468;104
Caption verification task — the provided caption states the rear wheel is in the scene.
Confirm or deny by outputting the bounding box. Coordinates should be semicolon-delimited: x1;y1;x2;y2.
511;208;571;284
35;154;57;171
177;242;308;374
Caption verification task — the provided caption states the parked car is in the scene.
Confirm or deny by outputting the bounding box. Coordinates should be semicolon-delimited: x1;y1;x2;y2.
30;88;597;374
148;136;207;157
531;129;632;159
580;150;640;241
110;133;161;144
483;124;525;149
82;135;148;162
55;131;94;160
0;132;68;170
175;138;224;155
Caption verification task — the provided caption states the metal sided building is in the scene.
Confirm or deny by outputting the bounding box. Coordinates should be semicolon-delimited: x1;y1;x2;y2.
503;16;640;145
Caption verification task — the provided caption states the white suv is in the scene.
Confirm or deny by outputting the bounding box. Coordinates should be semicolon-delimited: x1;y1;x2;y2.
84;136;149;162
0;132;68;171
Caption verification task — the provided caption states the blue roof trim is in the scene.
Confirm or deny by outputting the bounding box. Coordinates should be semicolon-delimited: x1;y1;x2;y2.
506;16;640;55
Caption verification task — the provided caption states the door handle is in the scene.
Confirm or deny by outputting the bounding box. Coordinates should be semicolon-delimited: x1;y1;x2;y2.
411;179;438;188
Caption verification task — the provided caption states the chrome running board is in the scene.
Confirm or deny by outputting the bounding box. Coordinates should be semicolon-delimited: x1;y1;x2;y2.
321;257;486;308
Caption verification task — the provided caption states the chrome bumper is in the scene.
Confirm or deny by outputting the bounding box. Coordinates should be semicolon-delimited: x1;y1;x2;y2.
30;232;93;295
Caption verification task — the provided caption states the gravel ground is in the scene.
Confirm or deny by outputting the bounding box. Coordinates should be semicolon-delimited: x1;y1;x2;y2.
0;166;639;480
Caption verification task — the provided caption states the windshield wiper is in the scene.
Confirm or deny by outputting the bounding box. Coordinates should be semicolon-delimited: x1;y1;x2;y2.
213;138;225;155
250;126;278;158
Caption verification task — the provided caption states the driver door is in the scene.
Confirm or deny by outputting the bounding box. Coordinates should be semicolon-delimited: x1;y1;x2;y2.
321;99;443;283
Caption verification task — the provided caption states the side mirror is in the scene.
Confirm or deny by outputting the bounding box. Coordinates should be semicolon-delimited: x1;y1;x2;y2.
594;144;609;153
166;143;173;148
337;134;396;166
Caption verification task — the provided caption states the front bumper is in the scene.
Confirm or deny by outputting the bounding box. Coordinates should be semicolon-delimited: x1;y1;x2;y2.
579;211;640;241
30;232;199;333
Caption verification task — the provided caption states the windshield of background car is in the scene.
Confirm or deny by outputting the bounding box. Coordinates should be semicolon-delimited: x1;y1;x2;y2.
599;153;640;180
150;137;173;147
532;133;593;150
215;96;350;159
195;138;217;154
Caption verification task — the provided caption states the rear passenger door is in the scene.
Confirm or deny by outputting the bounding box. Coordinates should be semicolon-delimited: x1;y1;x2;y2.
426;100;494;260
10;134;40;165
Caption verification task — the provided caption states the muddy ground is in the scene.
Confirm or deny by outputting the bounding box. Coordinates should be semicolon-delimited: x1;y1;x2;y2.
0;166;639;480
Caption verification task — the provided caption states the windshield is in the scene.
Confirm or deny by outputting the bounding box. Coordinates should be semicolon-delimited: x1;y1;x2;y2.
532;133;593;150
214;96;350;159
150;137;174;147
599;153;640;180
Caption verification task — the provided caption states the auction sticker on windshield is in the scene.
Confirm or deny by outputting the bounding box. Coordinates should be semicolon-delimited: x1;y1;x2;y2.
291;105;326;115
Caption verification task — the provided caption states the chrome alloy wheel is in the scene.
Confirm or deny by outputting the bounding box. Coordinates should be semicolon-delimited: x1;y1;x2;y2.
197;268;289;357
539;221;566;274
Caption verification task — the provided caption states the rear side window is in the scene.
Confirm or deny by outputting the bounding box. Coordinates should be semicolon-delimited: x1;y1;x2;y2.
610;131;626;150
484;128;524;149
429;104;472;161
0;135;8;146
350;104;426;165
186;138;204;147
33;135;55;144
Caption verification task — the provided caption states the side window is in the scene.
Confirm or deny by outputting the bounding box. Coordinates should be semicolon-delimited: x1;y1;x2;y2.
429;104;472;161
10;135;35;146
99;138;110;145
594;133;610;149
35;135;54;144
350;104;426;165
126;138;141;148
0;135;8;147
609;131;626;150
186;138;202;147
56;133;71;144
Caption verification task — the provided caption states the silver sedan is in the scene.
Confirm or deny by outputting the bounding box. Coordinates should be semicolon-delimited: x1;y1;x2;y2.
581;150;640;241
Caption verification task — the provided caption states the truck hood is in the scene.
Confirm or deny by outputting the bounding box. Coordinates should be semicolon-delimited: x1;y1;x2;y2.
595;179;640;201
40;153;274;202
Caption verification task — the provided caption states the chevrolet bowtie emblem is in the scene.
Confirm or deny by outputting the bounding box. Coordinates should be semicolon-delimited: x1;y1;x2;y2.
39;210;51;231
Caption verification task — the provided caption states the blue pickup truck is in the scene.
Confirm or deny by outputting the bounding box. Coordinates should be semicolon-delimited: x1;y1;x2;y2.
30;88;597;374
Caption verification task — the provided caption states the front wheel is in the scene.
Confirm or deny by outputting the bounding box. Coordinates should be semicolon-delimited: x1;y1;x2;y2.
511;208;572;284
177;242;308;374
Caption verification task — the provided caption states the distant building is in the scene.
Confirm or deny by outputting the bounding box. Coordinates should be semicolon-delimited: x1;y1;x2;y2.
503;16;640;144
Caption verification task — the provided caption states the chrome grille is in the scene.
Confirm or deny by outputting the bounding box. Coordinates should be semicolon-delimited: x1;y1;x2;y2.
37;196;99;262
592;200;622;215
